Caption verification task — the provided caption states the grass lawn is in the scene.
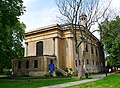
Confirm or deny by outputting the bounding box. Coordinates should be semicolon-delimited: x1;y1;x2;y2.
66;73;120;88
0;75;7;77
0;76;84;88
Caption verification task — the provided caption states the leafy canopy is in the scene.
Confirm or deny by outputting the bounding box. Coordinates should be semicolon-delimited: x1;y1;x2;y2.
0;0;25;69
100;16;120;67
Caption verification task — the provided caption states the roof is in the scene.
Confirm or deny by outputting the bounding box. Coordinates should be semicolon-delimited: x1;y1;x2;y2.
25;24;61;36
25;23;100;42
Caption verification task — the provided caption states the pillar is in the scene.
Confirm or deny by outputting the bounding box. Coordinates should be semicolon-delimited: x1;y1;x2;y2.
55;37;60;68
24;42;28;57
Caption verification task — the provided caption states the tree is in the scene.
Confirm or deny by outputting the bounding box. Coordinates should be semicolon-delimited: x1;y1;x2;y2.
100;16;120;68
0;0;25;72
56;0;111;77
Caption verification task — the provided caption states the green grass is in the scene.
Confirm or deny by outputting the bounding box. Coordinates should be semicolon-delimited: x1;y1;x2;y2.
0;75;7;77
66;73;120;88
0;76;84;88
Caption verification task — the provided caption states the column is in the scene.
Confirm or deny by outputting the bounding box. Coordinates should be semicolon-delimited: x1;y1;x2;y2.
68;37;74;68
24;42;28;57
55;37;60;68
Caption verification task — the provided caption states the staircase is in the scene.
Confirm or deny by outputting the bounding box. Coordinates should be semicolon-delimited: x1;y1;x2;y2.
55;67;67;76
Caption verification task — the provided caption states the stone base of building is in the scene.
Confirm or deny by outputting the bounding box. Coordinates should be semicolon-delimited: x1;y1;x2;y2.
12;55;56;76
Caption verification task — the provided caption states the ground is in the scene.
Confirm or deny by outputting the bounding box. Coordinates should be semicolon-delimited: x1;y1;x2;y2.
66;73;120;88
0;73;119;88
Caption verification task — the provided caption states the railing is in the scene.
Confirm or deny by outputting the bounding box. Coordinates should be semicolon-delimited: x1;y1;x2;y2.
55;67;67;76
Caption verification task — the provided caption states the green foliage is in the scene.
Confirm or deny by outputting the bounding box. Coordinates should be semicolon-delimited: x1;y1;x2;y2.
55;70;64;77
0;0;25;70
100;16;120;67
64;68;73;77
64;68;69;72
72;72;78;77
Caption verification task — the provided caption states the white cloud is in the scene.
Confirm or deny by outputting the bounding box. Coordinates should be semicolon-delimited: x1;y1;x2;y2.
23;0;38;6
20;0;58;32
20;0;120;33
20;6;58;32
110;0;120;14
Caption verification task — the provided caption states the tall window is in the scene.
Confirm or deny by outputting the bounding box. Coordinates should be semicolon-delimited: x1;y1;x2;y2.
26;61;29;69
36;41;43;56
18;61;21;69
91;45;94;54
87;59;89;64
75;60;77;67
96;61;99;66
92;60;94;65
50;59;53;64
86;44;88;52
79;60;81;65
34;60;38;68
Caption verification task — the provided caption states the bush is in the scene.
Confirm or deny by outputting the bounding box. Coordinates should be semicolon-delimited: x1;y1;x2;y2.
64;68;69;72
64;68;73;77
55;70;64;77
72;72;78;77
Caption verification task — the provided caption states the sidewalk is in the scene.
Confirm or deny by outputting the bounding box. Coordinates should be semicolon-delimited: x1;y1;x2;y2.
40;74;108;88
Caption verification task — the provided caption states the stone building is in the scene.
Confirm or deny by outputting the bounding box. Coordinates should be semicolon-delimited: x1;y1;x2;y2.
12;15;105;76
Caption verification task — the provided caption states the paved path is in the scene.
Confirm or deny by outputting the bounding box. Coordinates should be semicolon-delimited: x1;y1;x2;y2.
40;74;108;88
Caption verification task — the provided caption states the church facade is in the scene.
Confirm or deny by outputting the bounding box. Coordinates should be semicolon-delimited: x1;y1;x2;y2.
12;23;105;76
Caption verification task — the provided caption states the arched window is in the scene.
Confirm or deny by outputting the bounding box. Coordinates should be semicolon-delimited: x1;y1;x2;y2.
36;41;43;56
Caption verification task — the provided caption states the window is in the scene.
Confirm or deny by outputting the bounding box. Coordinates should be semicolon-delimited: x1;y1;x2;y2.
26;61;29;69
34;60;38;68
91;45;94;54
75;60;77;66
79;60;81;65
92;60;94;65
96;61;99;66
36;41;43;56
87;59;89;64
18;61;21;69
50;59;53;64
86;44;88;52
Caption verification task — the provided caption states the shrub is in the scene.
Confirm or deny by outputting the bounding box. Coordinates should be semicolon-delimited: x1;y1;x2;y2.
55;70;64;77
64;68;73;77
72;72;78;77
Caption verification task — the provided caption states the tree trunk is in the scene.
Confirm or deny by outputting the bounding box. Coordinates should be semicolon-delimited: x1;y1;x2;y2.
76;48;84;78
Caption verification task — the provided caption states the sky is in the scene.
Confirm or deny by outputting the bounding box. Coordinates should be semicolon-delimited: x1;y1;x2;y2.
20;0;120;34
20;0;58;32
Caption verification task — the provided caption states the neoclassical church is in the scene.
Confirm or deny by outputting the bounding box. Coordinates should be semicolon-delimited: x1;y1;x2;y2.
12;15;105;76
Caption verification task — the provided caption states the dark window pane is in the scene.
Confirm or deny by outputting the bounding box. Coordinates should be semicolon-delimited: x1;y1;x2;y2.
96;61;99;66
86;44;88;52
26;61;29;69
18;61;21;69
50;60;53;64
79;60;81;65
91;45;94;54
34;60;38;68
75;60;77;66
92;60;94;65
36;41;43;56
87;59;89;64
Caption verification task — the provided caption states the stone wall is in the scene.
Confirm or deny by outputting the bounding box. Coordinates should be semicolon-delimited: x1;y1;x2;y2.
12;56;56;76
